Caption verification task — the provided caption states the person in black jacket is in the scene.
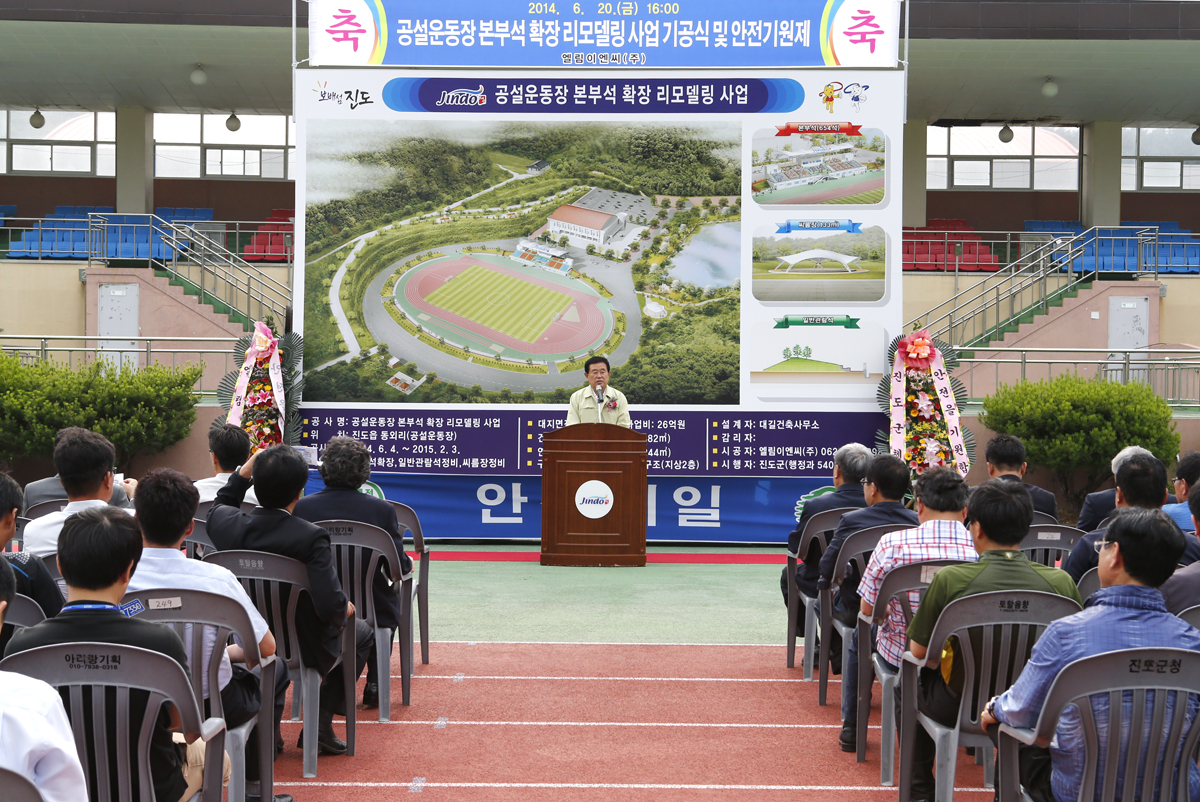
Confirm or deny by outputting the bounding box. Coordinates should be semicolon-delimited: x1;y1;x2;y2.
0;474;62;654
983;435;1058;520
207;444;372;756
294;437;412;709
1076;445;1175;532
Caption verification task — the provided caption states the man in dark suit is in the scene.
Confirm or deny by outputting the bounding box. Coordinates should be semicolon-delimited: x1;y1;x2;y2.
208;444;373;756
1076;445;1175;532
983;434;1057;520
294;436;413;709
818;454;919;751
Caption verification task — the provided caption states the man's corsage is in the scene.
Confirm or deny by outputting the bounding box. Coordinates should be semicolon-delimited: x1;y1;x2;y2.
605;398;618;411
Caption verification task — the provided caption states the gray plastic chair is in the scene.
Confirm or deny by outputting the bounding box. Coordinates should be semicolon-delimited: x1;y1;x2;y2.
0;766;49;802
1019;524;1086;567
23;500;67;520
1030;511;1058;525
821;522;910;707
121;587;277;802
856;559;962;782
14;515;30;545
203;549;357;779
6;593;47;628
1178;604;1200;629
997;647;1200;802
41;553;66;600
0;642;227;802
390;501;432;666
898;590;1082;802
314;519;415;720
1077;566;1102;604
786;506;856;674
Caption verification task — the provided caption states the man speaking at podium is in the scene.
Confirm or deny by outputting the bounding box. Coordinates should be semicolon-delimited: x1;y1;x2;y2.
565;356;631;428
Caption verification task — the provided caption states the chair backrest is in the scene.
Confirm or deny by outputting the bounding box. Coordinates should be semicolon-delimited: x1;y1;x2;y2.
313;520;401;629
1077;567;1102;604
24;499;67;520
6;593;47;628
794;506;858;559
120;587;262;714
1030;510;1059;525
389;501;428;554
1021;647;1200;802
0;642;210;802
202;550;312;672
1179;604;1200;630
831;523;913;587
925;590;1082;736
1020;524;1087;566
14;515;30;545
0;766;48;802
868;560;964;626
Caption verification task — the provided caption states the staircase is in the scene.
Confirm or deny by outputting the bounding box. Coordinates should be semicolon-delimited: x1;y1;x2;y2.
152;267;254;331
958;277;1093;352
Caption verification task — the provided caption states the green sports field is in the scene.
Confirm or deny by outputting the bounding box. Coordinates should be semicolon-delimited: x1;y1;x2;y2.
423;265;573;342
822;188;886;204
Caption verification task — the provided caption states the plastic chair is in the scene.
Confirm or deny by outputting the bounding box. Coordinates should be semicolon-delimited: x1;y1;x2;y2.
314;519;415;719
390;501;432;666
786;506;857;673
6;593;47;628
41;553;66;600
898;590;1082;802
1029;511;1058;525
23;499;67;520
0;766;49;802
1077;567;1102;604
120;587;277;802
202;550;356;778
1019;524;1086;567
0;642;227;802
191;501;259;557
857;560;962;782
821;522;912;707
1178;604;1200;630
996;647;1200;802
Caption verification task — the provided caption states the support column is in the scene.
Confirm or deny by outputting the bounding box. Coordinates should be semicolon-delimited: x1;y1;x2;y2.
902;120;927;227
1081;121;1122;228
115;107;153;214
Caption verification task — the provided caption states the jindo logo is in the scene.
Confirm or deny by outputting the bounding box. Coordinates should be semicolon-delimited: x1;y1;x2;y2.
574;480;614;519
436;86;487;106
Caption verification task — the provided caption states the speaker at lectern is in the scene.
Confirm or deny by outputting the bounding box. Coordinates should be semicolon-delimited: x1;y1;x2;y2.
540;422;647;566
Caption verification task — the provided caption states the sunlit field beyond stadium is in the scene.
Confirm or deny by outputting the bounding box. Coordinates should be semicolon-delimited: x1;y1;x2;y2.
423;264;573;343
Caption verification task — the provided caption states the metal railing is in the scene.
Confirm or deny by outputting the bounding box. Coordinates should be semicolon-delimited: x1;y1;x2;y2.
954;346;1200;408
0;335;240;403
906;226;1164;346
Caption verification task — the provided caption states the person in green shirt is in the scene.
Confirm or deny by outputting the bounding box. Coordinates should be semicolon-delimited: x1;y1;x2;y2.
904;479;1081;800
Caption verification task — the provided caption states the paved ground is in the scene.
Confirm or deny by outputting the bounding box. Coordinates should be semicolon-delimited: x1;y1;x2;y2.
752;279;885;302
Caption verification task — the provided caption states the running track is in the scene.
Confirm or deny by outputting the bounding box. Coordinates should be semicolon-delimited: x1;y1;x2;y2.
758;176;885;205
402;257;609;356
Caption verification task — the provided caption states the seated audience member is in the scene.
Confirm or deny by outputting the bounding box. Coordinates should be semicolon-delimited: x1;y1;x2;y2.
1061;452;1194;581
858;466;977;800
208;445;372;756
1163;451;1200;533
4;508;195;802
23;426;132;511
982;509;1199;802
0;554;87;802
905;480;1080;796
23;429;135;558
1076;445;1173;532
128;468;290;802
0;474;62;653
982;434;1058;520
1156;489;1200;614
294;436;412;709
194;423;258;506
817;454;918;751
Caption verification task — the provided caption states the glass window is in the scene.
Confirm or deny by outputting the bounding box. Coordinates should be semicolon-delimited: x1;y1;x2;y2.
155;114;201;144
926;157;947;189
950;126;1032;157
244;149;261;177
1035;127;1080;155
0;147;6;174
1143;161;1182;189
0;111;7;138
1138;128;1200;158
1122;127;1137;157
52;145;91;172
203;114;286;146
992;159;1031;189
1121;159;1137;191
11;111;94;141
1184;162;1200;191
96;143;116;177
1034;158;1078;190
155;145;202;178
953;160;990;187
11;143;52;171
262;149;286;179
96;112;115;142
287;147;295;179
288;117;296;147
926;126;948;156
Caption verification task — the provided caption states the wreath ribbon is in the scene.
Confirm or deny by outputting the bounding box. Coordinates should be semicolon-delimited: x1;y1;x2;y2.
888;341;969;478
227;321;287;441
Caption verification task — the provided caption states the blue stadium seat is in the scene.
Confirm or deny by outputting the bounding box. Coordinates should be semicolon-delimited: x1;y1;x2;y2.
95;206;114;213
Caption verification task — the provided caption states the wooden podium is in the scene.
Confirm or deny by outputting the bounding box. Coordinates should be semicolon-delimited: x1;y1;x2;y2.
540;423;647;566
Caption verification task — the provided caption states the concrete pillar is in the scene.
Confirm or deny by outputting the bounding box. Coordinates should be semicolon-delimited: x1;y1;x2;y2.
115;107;153;214
902;120;927;227
1081;121;1122;228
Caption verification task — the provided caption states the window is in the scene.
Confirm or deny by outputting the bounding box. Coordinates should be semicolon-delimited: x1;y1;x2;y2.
1122;127;1200;192
927;125;1080;191
153;112;294;180
2;110;115;176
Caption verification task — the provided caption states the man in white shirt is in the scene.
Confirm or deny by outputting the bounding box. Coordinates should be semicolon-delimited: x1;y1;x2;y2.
128;468;289;802
0;554;88;802
565;356;631;427
24;429;135;559
193;423;258;506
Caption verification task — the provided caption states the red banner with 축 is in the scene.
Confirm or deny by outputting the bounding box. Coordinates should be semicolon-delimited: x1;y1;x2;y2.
775;122;863;136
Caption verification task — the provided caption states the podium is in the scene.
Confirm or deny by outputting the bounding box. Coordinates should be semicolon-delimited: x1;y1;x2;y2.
540;423;647;566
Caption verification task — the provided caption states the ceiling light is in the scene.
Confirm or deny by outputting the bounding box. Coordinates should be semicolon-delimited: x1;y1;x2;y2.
226;112;241;132
1193;127;1200;146
29;108;45;129
999;124;1014;143
1041;77;1059;98
190;64;207;86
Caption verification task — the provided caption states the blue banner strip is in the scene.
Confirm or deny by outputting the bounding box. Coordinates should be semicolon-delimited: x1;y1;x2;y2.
775;219;861;234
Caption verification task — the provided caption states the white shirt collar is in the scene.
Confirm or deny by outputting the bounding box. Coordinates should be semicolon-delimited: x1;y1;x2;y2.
62;499;111;512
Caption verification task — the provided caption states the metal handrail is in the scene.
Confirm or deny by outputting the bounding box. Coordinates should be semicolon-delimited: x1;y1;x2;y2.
906;226;1163;346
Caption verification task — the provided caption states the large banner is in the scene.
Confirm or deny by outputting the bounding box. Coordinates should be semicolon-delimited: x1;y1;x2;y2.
296;4;903;542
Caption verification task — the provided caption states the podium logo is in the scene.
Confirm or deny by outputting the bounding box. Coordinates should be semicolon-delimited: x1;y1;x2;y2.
574;480;614;519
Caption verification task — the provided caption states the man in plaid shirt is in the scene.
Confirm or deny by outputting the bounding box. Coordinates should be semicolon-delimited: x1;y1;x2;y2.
859;466;976;801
